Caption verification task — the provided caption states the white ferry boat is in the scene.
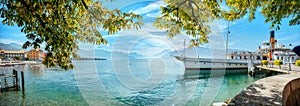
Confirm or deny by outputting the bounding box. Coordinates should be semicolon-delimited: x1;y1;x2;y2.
176;57;251;70
176;30;299;76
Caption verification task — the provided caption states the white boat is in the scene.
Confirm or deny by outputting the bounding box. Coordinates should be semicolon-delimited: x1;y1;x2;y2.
176;28;299;76
175;56;250;70
175;56;257;77
176;22;257;75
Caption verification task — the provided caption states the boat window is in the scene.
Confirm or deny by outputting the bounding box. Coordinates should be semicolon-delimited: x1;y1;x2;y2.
256;56;260;60
263;56;268;60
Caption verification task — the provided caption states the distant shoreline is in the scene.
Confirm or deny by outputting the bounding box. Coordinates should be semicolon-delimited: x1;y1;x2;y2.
72;58;106;60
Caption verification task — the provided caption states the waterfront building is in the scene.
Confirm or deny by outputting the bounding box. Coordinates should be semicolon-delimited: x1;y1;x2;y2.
26;49;45;60
0;50;25;59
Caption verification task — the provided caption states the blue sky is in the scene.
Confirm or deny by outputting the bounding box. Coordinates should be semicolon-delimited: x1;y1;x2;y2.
0;0;299;57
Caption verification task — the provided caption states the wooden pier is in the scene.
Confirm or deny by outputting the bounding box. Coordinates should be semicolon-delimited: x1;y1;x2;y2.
0;68;25;92
256;64;300;74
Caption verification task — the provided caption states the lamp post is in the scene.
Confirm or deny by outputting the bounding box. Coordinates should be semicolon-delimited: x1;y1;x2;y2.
288;44;292;71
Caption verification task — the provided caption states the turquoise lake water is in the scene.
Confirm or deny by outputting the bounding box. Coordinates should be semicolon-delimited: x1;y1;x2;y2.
0;58;274;106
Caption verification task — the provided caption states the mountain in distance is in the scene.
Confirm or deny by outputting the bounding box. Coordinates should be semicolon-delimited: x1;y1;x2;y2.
83;47;252;60
0;43;23;50
78;49;139;60
0;42;47;51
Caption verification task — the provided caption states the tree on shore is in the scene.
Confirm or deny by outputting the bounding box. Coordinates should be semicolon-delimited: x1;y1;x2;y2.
1;0;299;69
154;0;299;47
1;0;142;69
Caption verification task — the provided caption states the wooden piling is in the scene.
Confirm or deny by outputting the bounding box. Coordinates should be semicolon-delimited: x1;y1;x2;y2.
14;69;19;91
0;80;2;92
13;70;16;85
4;77;7;91
21;71;24;91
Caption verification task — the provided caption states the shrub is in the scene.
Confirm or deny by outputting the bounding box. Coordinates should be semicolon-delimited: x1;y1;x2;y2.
262;60;268;66
296;60;300;66
274;60;283;66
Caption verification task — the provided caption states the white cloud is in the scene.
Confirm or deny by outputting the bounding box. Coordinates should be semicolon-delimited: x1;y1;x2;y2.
9;33;23;37
97;19;234;57
111;34;179;56
292;42;300;46
243;14;250;19
130;0;165;15
145;11;162;18
277;34;299;41
94;22;190;57
220;3;230;11
103;23;165;38
228;42;236;46
94;9;232;57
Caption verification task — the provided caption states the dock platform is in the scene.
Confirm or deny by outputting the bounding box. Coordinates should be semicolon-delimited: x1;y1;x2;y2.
256;64;300;74
0;63;25;67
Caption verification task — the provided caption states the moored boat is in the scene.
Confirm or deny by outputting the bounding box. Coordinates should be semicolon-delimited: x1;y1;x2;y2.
176;30;299;76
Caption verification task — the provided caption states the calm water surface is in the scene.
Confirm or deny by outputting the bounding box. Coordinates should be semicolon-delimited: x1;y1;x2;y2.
0;58;272;106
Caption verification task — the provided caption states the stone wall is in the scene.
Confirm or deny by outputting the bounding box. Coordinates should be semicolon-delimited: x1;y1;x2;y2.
283;78;300;106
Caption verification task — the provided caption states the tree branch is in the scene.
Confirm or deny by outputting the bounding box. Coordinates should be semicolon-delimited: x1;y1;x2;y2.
161;0;188;18
188;0;202;11
188;0;199;24
80;0;105;22
177;0;188;8
19;0;46;29
81;0;89;10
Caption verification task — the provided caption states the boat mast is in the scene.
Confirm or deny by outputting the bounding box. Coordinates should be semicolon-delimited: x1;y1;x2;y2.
226;21;230;59
183;39;186;59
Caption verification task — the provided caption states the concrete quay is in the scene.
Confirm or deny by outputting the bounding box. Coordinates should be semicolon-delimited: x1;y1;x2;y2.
230;72;300;105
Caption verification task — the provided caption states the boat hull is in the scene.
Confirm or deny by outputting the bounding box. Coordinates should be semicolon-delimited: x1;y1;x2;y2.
177;57;252;76
181;58;248;70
